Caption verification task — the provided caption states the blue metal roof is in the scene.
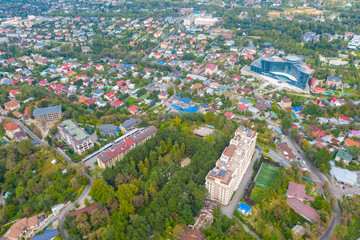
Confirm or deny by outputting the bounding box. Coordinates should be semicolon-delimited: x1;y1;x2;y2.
179;97;192;104
171;104;182;110
238;202;251;212
33;105;62;116
293;106;302;112
184;106;198;113
31;229;58;240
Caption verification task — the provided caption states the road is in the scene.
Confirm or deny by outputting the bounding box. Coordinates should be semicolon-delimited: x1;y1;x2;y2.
283;136;341;239
220;149;260;218
59;181;92;238
284;136;326;183
0;117;42;142
268;148;290;168
141;20;181;61
1;117;94;238
320;201;340;240
251;112;342;239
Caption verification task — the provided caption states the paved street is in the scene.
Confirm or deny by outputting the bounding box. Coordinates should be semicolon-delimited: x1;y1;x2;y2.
283;136;326;183
0;117;42;142
268;148;290;168
141;20;181;61
220;149;260;219
320;201;340;240
59;181;92;238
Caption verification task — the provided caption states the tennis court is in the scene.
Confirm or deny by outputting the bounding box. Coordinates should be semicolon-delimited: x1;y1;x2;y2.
254;163;278;188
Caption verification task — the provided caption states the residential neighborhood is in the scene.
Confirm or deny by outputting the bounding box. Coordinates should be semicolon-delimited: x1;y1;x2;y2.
0;0;360;240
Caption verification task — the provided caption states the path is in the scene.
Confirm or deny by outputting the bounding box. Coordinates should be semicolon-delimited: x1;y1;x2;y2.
235;218;261;240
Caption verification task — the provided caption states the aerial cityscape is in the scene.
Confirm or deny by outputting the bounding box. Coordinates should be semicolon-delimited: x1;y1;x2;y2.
0;0;359;239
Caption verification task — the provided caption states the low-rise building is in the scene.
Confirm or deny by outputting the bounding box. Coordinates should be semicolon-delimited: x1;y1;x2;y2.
97;126;158;168
131;126;158;145
334;149;353;165
4;122;20;139
278;142;295;161
326;76;342;88
33;105;62;130
120;118;141;133
4;100;20;111
57;120;94;155
280;96;292;110
97;138;135;169
286;182;320;222
98;124;119;137
205;63;218;76
4;213;46;240
330;166;359;187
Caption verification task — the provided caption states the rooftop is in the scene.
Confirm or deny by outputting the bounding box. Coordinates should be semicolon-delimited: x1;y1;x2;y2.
206;127;257;186
33;105;62;116
330;166;359;186
59;120;89;141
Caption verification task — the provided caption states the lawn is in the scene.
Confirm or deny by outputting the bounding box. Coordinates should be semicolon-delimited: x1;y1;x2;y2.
127;97;137;103
343;88;360;97
254;163;278;188
140;93;150;100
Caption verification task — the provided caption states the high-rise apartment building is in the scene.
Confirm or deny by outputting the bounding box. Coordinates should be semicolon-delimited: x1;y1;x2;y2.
205;127;257;205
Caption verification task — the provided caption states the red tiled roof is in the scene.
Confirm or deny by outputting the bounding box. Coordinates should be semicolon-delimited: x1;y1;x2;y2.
4;122;19;131
180;228;205;240
66;203;99;217
286;198;320;222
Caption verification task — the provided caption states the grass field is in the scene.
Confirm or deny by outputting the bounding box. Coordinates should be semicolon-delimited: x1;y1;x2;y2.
254;163;278;188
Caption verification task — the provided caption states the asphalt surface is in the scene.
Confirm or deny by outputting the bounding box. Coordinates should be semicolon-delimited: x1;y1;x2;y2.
55;148;75;165
59;182;92;238
220;149;260;219
0;117;42;142
320;201;340;240
141;20;181;61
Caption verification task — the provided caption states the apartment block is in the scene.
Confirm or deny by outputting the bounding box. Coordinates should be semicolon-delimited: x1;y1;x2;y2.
97;126;158;169
33;105;62;129
97;138;135;169
205;127;257;205
57;120;94;155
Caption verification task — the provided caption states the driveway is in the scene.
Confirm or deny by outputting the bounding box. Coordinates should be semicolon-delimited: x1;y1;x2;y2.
220;149;260;218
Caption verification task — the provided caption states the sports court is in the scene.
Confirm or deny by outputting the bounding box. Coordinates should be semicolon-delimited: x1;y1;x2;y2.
254;163;278;188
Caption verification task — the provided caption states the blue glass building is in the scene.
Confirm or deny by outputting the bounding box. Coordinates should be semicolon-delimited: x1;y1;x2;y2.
250;55;311;89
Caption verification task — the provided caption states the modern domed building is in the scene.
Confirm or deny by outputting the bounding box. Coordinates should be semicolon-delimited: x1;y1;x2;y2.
250;55;312;89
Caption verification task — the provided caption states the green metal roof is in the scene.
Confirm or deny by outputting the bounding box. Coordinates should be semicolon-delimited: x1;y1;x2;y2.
62;120;88;141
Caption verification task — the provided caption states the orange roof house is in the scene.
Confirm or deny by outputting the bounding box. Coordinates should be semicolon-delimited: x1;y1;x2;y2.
344;138;360;148
4;100;20;111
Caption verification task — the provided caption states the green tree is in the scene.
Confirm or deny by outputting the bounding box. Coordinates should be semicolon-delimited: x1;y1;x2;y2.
281;115;292;130
18;140;33;155
90;179;115;206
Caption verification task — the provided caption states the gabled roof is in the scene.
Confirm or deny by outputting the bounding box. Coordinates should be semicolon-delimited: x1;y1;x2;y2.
335;149;353;161
33;105;62;116
327;76;342;82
